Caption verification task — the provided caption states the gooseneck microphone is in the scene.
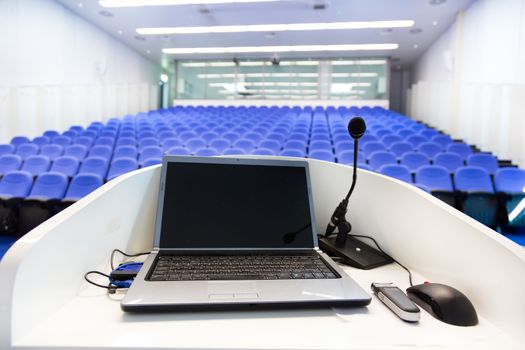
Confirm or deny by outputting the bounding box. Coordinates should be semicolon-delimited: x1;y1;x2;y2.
318;116;393;270
325;117;366;242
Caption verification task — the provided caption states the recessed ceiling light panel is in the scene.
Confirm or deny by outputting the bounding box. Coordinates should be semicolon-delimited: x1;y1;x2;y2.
163;44;399;54
99;0;279;7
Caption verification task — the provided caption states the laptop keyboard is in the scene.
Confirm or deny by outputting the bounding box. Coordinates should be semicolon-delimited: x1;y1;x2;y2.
149;254;338;281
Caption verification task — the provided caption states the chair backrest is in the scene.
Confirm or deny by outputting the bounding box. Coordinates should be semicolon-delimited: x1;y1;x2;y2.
494;168;525;193
406;135;428;147
368;151;397;171
283;140;307;152
400;152;430;172
258;139;281;153
21;155;51;176
223;148;246;155
431;134;453;149
252;148;275;156
0;154;23;175
0;144;15;156
10;136;30;148
138;137;160;151
88;145;113;160
415;165;454;192
50;156;80;178
64;174;103;201
194;148;219;157
113;145;138;160
446;142;473;159
234;139;256;153
116;137;137;147
43;130;60;139
64;144;88;161
107;157;139;180
433;152;464;173
418;142;443;158
390;141;413;157
336;150;366;166
52;135;72;147
454;166;494;193
362;141;385;158
139;146;163;164
95;137;115;149
166;147;191;156
73;136;94;149
381;134;402;148
28;172;68;200
78;156;110;179
40;144;64;161
32;136;50;148
185;138;207;153
0;170;33;198
466;153;499;174
308;149;335;162
379;164;412;183
15;143;39;160
280;149;306;157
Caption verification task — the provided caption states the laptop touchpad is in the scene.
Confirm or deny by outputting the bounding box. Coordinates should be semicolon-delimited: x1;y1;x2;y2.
208;293;259;300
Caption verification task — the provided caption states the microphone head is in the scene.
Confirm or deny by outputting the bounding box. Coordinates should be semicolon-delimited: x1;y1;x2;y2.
348;117;367;140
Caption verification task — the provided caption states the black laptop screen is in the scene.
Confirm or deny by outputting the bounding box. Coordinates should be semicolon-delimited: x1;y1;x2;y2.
159;161;314;249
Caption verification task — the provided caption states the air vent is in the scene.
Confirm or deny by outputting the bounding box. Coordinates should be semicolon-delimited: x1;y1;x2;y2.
409;28;423;34
134;35;146;41
98;10;114;18
429;0;446;5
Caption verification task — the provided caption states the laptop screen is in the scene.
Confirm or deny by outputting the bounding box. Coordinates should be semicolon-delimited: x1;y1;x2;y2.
157;158;315;249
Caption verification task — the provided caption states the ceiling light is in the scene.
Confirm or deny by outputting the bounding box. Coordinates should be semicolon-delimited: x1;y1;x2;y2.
163;43;398;54
117;29;123;35
432;20;438;26
99;0;279;7
413;44;419;49
138;20;414;35
160;74;169;82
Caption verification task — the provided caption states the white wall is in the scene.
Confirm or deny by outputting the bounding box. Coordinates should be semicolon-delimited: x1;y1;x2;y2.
0;0;161;142
409;0;525;166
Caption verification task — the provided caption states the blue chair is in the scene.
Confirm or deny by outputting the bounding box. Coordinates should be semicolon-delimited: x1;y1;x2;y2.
398;129;416;138
94;137;115;149
368;151;397;171
455;166;498;228
309;149;335;162
138;137;160;151
78;157;109;179
0;171;33;234
185;138;207;153
138;131;156;140
406;135;428;148
0;144;15;156
447;142;473;160
209;139;230;153
381;134;402;148
15;144;39;160
379;164;413;183
62;130;78;139
106;157;139;181
280;149;306;158
21;155;51;177
118;131;136;139
258;140;281;154
400;152;430;172
222;132;241;144
142;158;162;167
234;139;256;153
88;145;113;161
362;142;386;159
415;165;456;207
201;132;220;144
467;153;499;175
81;130;98;139
139;146;163;165
390;142;413;158
62;174;104;202
159;131;177;141
494;168;525;232
161;138;182;152
266;133;285;144
64;145;88;161
73;136;94;149
223;148;246;155
166;147;191;156
0;155;23;176
195;148;219;157
52;136;72;148
32;136;50;148
283;140;307;152
418;142;443;159
334;140;353;154
310;140;332;151
179;131;198;143
252;148;275;156
39;144;63;161
432;135;453;150
43;130;60;139
10;136;30;148
50;156;80;178
19;172;69;234
336;150;366;167
113;145;138;160
420;129;439;139
116;137;137;147
69;125;84;134
433;153;464;174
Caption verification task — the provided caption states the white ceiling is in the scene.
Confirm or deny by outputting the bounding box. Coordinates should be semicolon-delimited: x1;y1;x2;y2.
55;0;475;68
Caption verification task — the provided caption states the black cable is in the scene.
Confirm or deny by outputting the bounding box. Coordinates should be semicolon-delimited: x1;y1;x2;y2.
348;234;414;287
84;271;117;293
110;248;150;270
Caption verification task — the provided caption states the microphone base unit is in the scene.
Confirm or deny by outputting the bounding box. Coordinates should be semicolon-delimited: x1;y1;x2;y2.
319;235;393;270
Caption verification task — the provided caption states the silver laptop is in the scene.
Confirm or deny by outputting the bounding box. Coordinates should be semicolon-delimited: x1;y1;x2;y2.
121;156;371;312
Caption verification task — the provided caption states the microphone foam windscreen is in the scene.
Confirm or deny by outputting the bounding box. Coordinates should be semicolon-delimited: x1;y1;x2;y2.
348;117;367;140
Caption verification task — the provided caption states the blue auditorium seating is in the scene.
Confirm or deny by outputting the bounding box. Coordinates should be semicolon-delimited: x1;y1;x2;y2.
74;136;94;149
455;166;498;228
94;137;115;149
362;142;385;158
258;140;281;154
138;137;160;151
0;155;23;176
179;131;198;143
43;130;60;139
420;129;439;139
116;137;137;147
52;135;72;148
166;147;191;156
21;155;51;177
406;135;427;148
433;152;464;173
15;143;39;160
195;148;219;157
379;164;413;183
64;144;88;161
39;144;63;161
234;139;256;153
467;153;499;174
494;168;525;232
368;151;397;171
280;149;306;158
78;157;109;179
142;158;162;167
309;149;335;162
447;142;473;160
138;146;163;165
336;150;366;167
0;144;15;156
418;142;443;158
10;136;30;148
381;134;402;148
432;135;453;149
50;156;80;178
397;129;416;138
415;165;456;206
283;140;307;152
62;130;77;139
223;148;246;155
400;152;430;172
32;136;50;148
390;142;413;158
185;138;207;153
88;145;113;160
113;145;138;159
0;171;33;198
252;148;274;156
62;174;103;202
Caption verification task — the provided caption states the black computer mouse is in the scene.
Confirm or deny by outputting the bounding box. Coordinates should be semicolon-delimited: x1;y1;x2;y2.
406;283;478;326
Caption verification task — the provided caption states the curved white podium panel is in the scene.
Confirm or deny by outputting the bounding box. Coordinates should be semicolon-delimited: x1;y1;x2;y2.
0;157;524;349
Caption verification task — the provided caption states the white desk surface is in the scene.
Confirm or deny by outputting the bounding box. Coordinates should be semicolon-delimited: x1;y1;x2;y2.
13;261;523;350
